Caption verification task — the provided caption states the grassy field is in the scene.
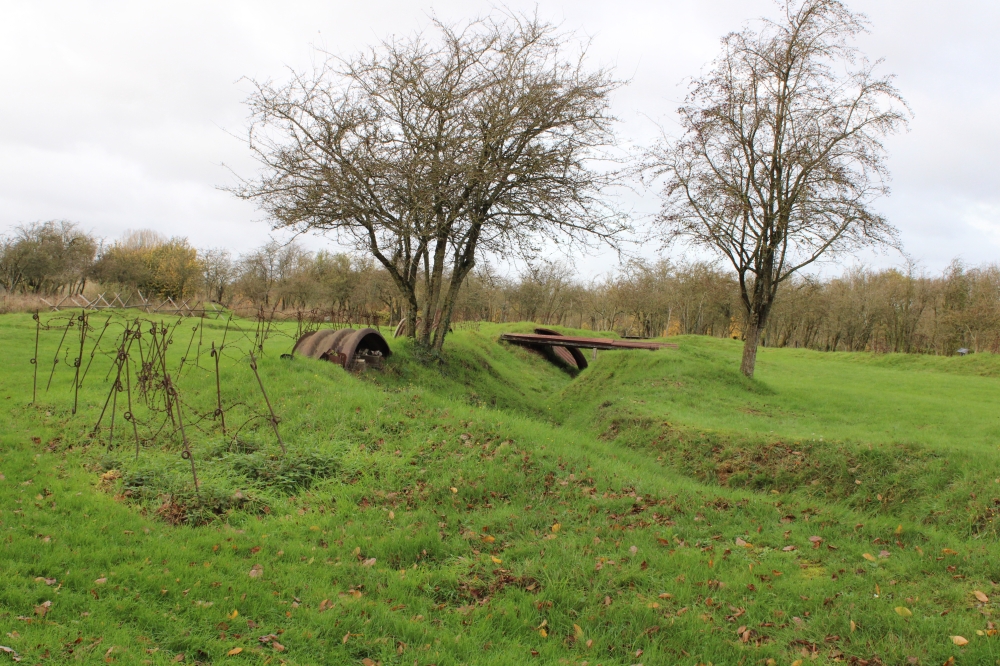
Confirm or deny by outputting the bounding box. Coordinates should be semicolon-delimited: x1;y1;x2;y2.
2;313;1000;665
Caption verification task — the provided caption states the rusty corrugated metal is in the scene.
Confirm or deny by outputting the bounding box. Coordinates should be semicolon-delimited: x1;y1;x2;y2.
500;332;677;352
292;328;392;370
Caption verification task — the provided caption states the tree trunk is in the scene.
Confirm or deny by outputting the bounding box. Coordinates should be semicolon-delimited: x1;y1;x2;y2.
403;293;419;337
741;316;760;378
432;259;473;354
418;238;448;348
431;224;481;353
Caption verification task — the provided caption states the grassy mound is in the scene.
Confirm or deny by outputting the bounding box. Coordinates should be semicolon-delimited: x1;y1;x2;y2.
2;314;1000;664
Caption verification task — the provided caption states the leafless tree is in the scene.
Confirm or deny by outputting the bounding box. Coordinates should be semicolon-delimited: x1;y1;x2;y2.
234;12;625;352
647;0;909;377
201;248;234;303
0;221;97;295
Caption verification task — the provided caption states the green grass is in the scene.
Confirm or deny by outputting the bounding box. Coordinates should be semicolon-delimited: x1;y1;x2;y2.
2;314;1000;664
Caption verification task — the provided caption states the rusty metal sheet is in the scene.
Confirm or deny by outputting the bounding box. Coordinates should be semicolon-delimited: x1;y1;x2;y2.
532;328;588;370
292;327;392;370
500;332;677;352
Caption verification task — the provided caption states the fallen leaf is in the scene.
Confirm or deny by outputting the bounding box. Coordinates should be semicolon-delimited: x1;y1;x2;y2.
228;609;239;619
248;564;263;578
362;558;376;567
951;635;969;646
95;577;107;585
850;620;856;633
974;590;990;603
0;645;21;662
792;661;803;666
942;548;959;556
272;642;285;652
33;601;52;616
879;550;891;559
450;487;458;494
482;535;495;543
342;632;350;644
735;537;749;547
491;556;502;564
574;624;584;638
894;606;913;617
551;523;561;533
227;647;242;656
388;510;394;520
895;524;903;535
173;654;184;663
782;545;797;552
862;553;877;562
629;545;638;555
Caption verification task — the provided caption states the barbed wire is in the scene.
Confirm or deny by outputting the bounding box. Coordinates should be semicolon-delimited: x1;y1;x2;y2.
28;308;298;495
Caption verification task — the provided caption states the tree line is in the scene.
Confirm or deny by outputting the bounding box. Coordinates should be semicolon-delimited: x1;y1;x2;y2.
3;222;996;355
0;223;395;321
451;259;1000;356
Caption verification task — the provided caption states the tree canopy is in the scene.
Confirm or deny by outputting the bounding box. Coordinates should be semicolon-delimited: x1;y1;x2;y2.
647;0;909;377
235;13;626;352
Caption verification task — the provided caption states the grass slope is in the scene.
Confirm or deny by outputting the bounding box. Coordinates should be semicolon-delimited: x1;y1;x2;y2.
1;315;999;665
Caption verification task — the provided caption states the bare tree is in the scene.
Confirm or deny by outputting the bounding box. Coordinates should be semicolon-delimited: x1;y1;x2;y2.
647;0;909;377
201;248;234;303
235;12;625;352
0;221;98;295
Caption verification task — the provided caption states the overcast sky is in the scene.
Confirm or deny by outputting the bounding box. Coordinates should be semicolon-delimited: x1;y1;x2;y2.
2;0;997;277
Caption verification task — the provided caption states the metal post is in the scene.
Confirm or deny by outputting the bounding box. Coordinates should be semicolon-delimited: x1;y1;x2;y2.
211;341;227;436
72;311;88;415
30;311;40;404
46;317;73;392
249;353;286;454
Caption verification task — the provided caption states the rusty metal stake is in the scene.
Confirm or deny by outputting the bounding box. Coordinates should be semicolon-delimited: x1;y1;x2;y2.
124;354;141;461
167;374;199;495
79;315;112;388
177;322;198;377
249;353;285;454
92;324;132;437
157;322;176;428
72;311;88;415
108;370;120;450
211;341;226;436
30;311;40;404
46;317;73;392
195;317;203;369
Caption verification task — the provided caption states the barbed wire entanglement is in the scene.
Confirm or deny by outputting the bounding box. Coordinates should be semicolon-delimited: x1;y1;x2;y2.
27;308;308;505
